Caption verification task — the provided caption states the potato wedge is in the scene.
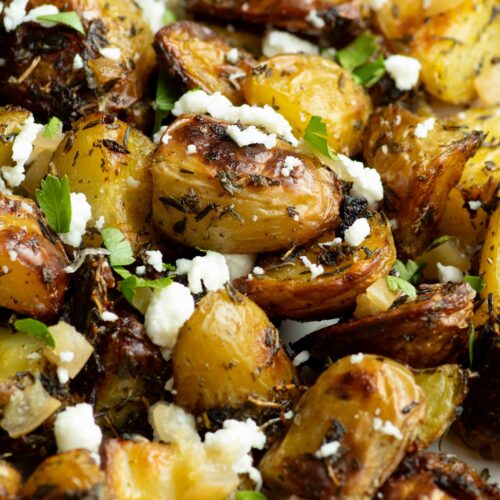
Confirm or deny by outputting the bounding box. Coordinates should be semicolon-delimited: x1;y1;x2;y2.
155;21;255;105
21;449;104;499
242;54;372;156
363;104;484;257
235;211;396;320
260;355;425;498
52;113;154;250
294;283;475;368
172;289;298;419
152;114;341;254
371;0;425;40
0;194;68;320
0;460;21;500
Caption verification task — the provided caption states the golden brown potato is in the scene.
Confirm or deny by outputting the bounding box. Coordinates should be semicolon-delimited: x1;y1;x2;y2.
242;54;372;156
0;0;156;123
371;0;425;40
172;288;298;419
0;106;31;172
363;104;484;257
21;449;105;499
235;210;396;320
0;460;21;500
51;113;154;250
413;365;468;450
294;283;475;368
155;21;255;105
0;194;68;320
260;355;425;499
152;114;341;254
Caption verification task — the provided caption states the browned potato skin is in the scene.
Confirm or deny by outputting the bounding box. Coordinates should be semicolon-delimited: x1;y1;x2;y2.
152;114;341;254
155;21;256;105
173;289;298;417
295;283;475;369
21;449;105;498
0;194;68;320
235;212;396;320
0;106;31;170
363;105;484;257
0;0;156;123
260;355;425;499
0;460;21;500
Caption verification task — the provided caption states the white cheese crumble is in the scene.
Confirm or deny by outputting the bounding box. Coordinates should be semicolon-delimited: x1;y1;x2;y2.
153;125;168;145
56;367;69;384
144;249;164;273
369;0;389;9
186;144;197;155
101;311;119;322
281;156;303;176
381;144;388;154
8;250;17;262
73;54;84;71
94;216;105;231
437;263;464;283
344;218;371;247
315;440;340;459
172;90;298;145
284;410;294;419
226;47;239;64
99;47;122;61
1;115;44;188
414;117;436;138
293;350;310;367
299;256;324;280
59;351;75;363
223;254;256;280
54;403;102;454
3;0;60;31
252;266;265;275
384;55;421;91
82;10;99;20
262;30;319;58
135;265;146;275
227;124;277;149
175;251;230;294
306;9;325;29
468;200;482;210
144;282;195;352
59;193;92;247
350;353;364;364
373;418;403;440
134;0;167;33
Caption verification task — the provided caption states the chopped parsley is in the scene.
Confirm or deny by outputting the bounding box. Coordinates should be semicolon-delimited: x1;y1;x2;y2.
352;54;386;88
154;69;178;132
386;275;417;299
101;228;135;267
114;267;173;305
393;259;425;286
43;116;63;139
162;8;176;24
303;116;338;160
37;12;85;34
235;492;267;500
14;318;55;348
463;275;485;293
35;175;72;233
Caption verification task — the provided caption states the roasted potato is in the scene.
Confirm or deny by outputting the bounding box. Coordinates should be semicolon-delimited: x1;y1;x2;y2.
51;113;154;250
172;288;298;419
21;449;105;499
155;21;256;105
152;114;341;254
260;355;425;498
0;106;31;172
0;194;68;320
363;104;484;257
235;210;396;320
242;54;372;156
0;0;156;123
0;460;20;500
294;283;475;368
371;0;425;40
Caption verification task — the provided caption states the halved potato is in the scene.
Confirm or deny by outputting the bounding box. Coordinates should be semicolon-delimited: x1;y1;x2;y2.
0;460;21;500
363;104;484;257
152;114;341;254
260;355;425;498
235;211;396;320
242;54;372;156
294;283;475;368
371;0;425;40
0;106;31;171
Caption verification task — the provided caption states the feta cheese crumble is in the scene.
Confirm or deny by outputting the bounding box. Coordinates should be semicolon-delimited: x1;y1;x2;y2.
373;418;403;440
414;117;436;138
59;351;75;363
73;54;84;71
281;156;303;176
252;266;265;275
153;125;168;145
315;441;340;459
437;263;464;283
384;55;421;91
56;367;69;384
468;200;482;210
144;249;164;273
59;193;92;247
3;0;61;31
186;144;197;155
293;350;310;367
227;124;277;149
134;0;167;33
306;9;325;29
101;311;119;322
262;30;319;57
99;47;122;61
350;353;364;364
344;218;371;247
226;47;239;64
300;256;324;280
223;254;256;280
369;0;389;9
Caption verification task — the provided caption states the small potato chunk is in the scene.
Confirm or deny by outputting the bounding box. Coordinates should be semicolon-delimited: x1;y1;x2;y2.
235;211;396;320
295;283;475;368
260;355;425;499
52;113;154;250
0;460;21;500
371;0;425;40
243;55;372;156
152;114;341;254
0;106;31;171
172;289;298;417
363;105;483;257
0;194;68;320
155;21;255;105
21;450;104;499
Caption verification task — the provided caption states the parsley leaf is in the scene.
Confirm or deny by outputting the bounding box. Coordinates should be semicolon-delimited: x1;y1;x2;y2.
425;235;456;253
114;267;172;305
386;275;417;299
352;54;386;88
464;275;485;293
101;228;135;267
235;492;267;500
43;116;63;139
337;33;378;72
15;318;55;348
154;70;178;132
37;12;85;34
162;8;176;24
393;259;425;285
468;322;475;367
303;116;338;160
35;175;72;233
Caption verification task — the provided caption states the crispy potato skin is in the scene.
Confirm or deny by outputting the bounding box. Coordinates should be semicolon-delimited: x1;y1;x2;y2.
0;460;21;500
371;0;425;40
235;211;396;320
155;21;255;105
295;283;475;368
363;105;484;257
152;114;341;254
0;194;68;320
243;55;372;156
0;0;156;123
0;106;31;170
51;113;154;250
173;289;297;416
260;355;425;499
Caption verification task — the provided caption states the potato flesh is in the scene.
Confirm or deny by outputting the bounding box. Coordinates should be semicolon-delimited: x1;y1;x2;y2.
0;460;21;500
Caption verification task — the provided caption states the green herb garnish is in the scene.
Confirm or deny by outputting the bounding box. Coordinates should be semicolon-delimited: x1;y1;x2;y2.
468;322;475;367
43;116;63;139
35;175;72;233
425;235;456;253
352;54;386;88
37;12;85;34
162;8;176;25
101;228;135;267
303;116;338;160
393;259;425;286
386;275;417;299
154;70;178;132
114;267;173;305
14;318;55;348
464;275;485;293
235;492;267;500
